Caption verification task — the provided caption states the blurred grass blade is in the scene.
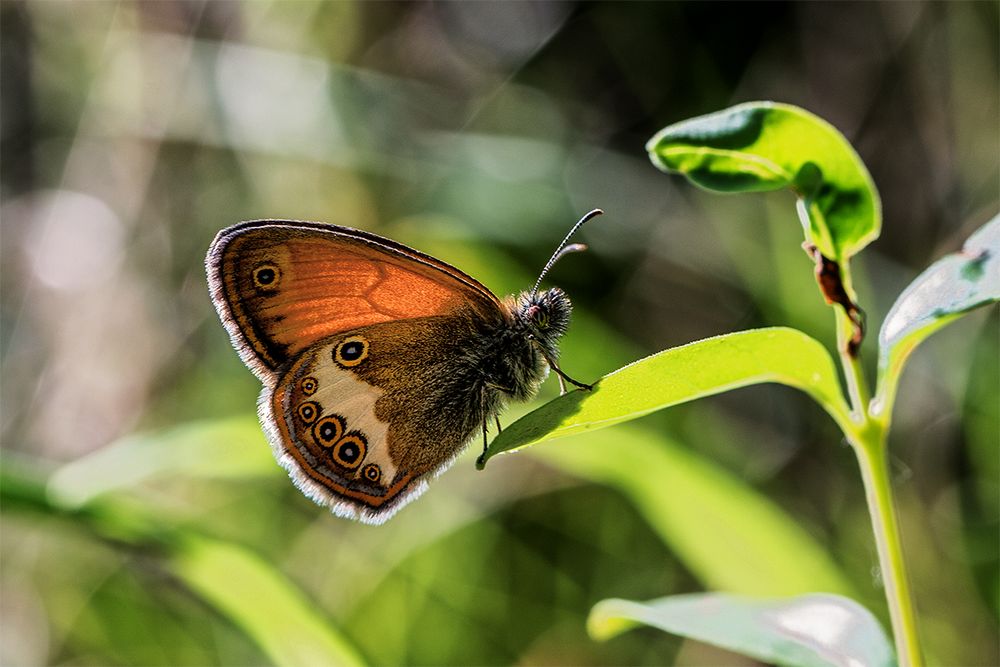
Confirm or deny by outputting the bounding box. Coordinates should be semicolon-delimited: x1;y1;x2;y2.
647;101;880;261
2;453;176;544
589;593;895;667
480;327;850;466
169;535;365;667
875;214;1000;418
2;455;56;514
7;457;363;667
48;417;274;507
535;429;854;596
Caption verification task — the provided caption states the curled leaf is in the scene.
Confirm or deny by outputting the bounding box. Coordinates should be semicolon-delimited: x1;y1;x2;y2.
647;101;880;262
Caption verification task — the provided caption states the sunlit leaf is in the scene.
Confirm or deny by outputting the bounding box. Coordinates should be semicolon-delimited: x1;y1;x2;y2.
534;429;854;597
47;418;274;507
589;593;895;667
479;328;851;466
875;214;1000;418
169;535;365;667
647;101;880;261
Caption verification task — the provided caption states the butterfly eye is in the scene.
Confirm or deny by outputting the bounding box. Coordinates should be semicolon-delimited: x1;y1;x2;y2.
361;463;382;485
526;304;548;329
332;432;367;470
334;335;369;367
300;377;318;395
297;401;320;424
313;415;345;447
252;263;281;291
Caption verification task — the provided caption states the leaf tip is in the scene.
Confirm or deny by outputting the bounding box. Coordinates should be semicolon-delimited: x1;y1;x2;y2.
586;599;630;641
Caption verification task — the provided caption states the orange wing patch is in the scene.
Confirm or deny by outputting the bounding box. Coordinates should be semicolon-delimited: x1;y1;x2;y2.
208;221;500;373
368;261;469;317
250;238;465;347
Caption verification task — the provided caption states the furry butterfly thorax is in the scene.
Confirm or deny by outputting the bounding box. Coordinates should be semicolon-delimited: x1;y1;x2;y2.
206;210;601;523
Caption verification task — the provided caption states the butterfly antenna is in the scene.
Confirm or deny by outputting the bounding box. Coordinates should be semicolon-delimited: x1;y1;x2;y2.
532;208;604;294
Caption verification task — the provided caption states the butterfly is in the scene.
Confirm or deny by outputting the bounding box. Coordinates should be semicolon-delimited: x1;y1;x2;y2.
206;210;601;524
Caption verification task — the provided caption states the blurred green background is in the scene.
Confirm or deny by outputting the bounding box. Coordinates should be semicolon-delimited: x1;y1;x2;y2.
1;1;997;665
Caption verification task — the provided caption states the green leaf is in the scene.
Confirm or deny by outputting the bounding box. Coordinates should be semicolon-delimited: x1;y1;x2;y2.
874;214;1000;418
589;593;896;667
47;417;274;507
647;101;880;261
535;429;854;596
169;535;365;667
479;327;851;467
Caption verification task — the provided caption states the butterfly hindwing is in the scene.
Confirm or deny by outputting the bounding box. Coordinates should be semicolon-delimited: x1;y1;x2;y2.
266;312;496;523
207;220;501;379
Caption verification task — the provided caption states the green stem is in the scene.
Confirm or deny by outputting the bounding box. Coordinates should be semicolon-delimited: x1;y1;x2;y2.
849;428;923;667
828;262;922;665
836;307;870;420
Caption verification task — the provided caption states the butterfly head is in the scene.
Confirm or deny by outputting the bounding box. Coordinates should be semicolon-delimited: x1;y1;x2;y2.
514;208;603;363
501;287;573;392
511;287;572;362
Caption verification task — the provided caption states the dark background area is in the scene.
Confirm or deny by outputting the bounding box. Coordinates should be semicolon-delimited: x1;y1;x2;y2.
2;2;997;665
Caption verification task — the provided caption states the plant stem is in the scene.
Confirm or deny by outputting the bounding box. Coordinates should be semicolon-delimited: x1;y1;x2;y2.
836;307;870;420
829;263;922;665
850;428;923;667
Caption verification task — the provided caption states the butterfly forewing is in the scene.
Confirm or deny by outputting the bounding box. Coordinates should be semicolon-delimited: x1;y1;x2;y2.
207;221;501;377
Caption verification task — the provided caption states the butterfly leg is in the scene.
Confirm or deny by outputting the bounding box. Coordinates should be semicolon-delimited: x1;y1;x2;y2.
479;384;492;459
553;364;592;391
539;349;593;392
494;415;503;434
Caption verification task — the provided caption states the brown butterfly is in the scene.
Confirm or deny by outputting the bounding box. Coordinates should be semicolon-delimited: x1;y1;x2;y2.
206;210;601;524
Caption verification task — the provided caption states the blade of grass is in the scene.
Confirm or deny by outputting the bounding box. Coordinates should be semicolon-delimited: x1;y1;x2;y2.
47;417;275;507
169;535;366;667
